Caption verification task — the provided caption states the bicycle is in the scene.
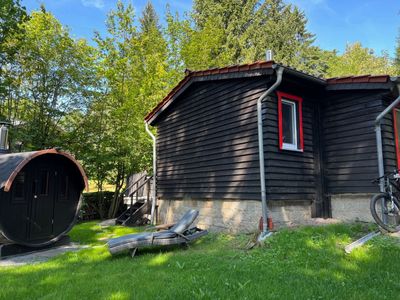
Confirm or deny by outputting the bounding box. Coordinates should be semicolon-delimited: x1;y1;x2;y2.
370;169;400;232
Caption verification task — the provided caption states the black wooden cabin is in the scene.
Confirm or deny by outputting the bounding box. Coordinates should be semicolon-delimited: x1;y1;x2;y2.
0;149;87;247
144;60;400;231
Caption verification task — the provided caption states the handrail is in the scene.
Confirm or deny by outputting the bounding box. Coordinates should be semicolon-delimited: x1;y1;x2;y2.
116;175;154;224
122;173;147;197
126;175;153;199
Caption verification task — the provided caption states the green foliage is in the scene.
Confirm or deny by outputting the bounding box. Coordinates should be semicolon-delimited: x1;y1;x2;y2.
81;191;116;220
183;0;329;76
0;0;27;62
326;42;396;77
1;7;97;149
395;31;400;74
1;223;400;299
0;0;27;116
69;1;174;217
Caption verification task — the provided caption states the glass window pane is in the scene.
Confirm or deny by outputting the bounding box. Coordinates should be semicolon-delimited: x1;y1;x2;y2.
282;102;294;144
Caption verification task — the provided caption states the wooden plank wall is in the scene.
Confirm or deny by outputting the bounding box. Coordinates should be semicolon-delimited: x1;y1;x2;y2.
156;77;318;201
262;85;317;201
321;91;386;194
156;78;265;200
155;75;393;202
382;96;398;175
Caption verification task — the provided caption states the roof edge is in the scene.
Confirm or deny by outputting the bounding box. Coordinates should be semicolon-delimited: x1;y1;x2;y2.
3;149;89;192
145;60;396;125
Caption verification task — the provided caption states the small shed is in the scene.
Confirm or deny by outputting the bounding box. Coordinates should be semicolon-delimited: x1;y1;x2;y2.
0;149;88;247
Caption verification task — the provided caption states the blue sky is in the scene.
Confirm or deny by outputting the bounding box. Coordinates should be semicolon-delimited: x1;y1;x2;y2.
21;0;400;56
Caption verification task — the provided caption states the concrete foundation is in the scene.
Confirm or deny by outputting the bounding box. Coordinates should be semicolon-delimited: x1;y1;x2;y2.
330;193;374;222
157;193;375;233
157;199;312;233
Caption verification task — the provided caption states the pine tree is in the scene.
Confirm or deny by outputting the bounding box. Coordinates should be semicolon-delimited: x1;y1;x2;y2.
185;0;328;76
140;1;159;34
395;30;400;74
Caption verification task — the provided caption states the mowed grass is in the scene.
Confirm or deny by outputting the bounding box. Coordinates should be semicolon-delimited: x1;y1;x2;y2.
0;222;400;300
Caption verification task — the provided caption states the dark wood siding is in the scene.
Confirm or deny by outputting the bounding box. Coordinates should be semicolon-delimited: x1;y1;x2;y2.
156;78;265;200
263;84;317;201
321;91;386;194
382;96;398;175
156;76;318;201
155;74;393;202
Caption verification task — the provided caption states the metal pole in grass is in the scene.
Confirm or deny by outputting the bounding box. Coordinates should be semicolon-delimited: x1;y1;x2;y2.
345;81;400;253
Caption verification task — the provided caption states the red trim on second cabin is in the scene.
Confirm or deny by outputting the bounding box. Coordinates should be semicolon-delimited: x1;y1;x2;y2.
277;91;304;152
393;109;400;169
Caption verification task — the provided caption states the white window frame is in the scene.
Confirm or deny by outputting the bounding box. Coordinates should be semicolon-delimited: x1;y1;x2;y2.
281;99;298;151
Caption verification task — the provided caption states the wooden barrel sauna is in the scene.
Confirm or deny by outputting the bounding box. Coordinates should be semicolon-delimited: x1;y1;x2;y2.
0;149;88;247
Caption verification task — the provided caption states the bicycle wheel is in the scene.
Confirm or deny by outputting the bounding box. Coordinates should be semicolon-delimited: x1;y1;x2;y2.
370;193;400;232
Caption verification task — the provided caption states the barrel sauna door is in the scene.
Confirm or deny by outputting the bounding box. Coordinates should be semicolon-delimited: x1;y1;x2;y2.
29;165;56;240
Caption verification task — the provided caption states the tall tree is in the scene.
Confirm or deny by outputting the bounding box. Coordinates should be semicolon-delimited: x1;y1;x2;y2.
395;31;400;74
1;7;96;149
183;0;328;76
326;42;395;77
73;1;172;218
0;0;27;63
0;0;28;120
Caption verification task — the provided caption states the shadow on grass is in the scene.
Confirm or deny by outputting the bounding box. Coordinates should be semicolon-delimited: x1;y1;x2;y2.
1;223;399;300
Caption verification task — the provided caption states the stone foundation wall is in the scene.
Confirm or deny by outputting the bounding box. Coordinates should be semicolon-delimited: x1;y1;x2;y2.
157;199;312;233
330;193;374;222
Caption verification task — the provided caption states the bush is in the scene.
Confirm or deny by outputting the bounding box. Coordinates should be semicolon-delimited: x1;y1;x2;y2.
80;191;115;220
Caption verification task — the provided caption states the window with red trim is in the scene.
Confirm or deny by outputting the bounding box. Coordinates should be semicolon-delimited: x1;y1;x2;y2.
277;91;304;151
393;108;400;168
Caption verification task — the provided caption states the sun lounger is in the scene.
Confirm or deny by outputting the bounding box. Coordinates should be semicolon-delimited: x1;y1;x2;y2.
107;209;208;256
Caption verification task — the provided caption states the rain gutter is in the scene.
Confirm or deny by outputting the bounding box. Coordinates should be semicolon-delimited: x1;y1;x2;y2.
145;122;157;225
257;65;284;241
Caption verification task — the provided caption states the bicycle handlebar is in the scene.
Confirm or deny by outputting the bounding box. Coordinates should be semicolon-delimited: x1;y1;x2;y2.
372;169;400;183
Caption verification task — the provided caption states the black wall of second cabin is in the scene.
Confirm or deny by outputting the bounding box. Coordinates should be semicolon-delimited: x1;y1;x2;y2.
321;90;392;194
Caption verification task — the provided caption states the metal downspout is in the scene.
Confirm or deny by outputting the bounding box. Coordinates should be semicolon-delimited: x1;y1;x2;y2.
257;66;284;241
145;122;157;225
375;83;400;193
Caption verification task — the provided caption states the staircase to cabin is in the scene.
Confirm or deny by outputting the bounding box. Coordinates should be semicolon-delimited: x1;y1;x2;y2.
115;173;153;226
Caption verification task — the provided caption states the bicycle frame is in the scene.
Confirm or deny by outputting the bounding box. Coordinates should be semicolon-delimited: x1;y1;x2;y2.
381;175;400;222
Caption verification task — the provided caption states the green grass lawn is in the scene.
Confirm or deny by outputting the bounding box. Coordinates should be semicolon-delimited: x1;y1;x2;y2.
1;222;399;300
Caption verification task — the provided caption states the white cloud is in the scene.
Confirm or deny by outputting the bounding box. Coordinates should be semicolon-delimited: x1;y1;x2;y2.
82;0;105;9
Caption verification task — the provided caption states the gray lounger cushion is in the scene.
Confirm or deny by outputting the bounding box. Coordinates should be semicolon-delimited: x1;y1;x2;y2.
107;209;203;255
169;209;199;234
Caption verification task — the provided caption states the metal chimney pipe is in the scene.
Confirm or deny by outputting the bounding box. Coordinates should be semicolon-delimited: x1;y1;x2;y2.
0;123;9;153
266;49;273;61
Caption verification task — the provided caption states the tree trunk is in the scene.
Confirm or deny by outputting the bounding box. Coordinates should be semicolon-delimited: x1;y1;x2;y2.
108;165;125;218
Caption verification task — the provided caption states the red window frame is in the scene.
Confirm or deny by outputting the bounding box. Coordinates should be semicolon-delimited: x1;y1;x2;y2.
277;91;304;151
393;108;400;168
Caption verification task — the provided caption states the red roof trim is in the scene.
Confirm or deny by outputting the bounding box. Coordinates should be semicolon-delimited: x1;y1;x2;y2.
326;75;390;85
